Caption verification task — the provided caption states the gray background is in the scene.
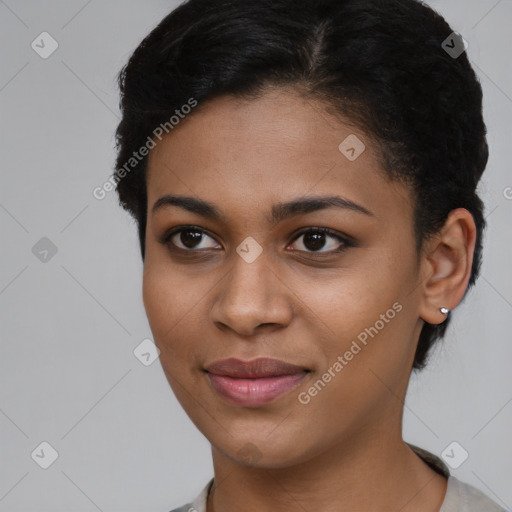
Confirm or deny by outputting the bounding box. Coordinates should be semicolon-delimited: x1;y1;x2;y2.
1;1;511;511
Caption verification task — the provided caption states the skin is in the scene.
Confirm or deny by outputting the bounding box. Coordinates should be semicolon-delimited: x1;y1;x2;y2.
143;86;476;512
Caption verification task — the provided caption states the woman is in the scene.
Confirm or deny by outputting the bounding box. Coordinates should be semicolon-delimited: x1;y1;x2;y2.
113;0;506;510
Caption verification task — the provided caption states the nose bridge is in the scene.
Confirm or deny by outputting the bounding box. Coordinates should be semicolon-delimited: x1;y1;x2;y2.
227;245;273;310
211;243;290;333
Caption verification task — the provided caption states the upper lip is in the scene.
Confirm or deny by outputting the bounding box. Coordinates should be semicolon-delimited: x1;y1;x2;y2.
204;357;308;378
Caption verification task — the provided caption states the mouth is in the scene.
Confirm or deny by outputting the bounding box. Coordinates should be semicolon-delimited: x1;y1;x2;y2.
204;357;310;407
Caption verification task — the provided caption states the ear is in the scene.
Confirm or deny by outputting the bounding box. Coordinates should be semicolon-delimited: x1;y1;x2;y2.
418;208;477;325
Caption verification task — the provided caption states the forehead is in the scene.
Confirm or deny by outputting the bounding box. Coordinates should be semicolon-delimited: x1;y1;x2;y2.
146;87;413;225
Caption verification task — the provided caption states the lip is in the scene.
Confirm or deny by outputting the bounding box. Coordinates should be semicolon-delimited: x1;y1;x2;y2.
205;357;307;378
204;357;309;407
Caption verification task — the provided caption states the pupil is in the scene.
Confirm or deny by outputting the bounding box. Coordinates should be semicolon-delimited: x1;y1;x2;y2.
182;230;202;248
304;232;325;251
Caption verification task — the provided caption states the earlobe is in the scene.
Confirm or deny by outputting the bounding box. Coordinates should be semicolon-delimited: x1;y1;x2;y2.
418;208;476;325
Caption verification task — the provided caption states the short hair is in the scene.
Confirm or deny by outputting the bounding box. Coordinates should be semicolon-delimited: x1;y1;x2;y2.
113;0;488;370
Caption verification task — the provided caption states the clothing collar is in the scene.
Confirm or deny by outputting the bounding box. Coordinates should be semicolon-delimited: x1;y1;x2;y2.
407;442;451;478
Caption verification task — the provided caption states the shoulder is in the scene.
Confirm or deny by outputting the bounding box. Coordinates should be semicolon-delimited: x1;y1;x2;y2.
168;506;192;512
168;505;195;512
441;476;508;512
165;472;510;512
167;479;212;512
406;443;507;512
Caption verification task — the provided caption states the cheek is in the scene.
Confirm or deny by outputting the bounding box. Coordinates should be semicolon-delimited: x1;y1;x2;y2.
142;264;201;402
142;259;211;374
142;261;192;354
142;265;171;340
292;260;398;338
142;249;200;331
300;247;416;370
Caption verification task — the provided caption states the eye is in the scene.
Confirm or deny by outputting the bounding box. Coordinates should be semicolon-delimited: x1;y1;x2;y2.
161;226;220;251
288;227;350;254
160;225;352;255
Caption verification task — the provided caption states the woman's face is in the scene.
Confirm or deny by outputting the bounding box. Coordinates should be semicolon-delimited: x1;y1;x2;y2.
143;87;426;467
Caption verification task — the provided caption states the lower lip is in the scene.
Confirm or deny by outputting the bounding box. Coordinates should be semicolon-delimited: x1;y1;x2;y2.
206;372;308;407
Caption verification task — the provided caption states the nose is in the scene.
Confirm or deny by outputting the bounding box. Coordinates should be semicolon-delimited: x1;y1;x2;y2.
209;249;293;337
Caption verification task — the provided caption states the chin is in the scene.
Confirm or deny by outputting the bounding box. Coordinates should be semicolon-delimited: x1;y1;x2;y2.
209;425;319;469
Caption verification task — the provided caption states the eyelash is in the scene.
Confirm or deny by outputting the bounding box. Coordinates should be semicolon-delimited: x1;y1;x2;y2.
159;225;354;257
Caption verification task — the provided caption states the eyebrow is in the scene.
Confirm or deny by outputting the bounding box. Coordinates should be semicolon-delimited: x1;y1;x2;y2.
151;194;374;224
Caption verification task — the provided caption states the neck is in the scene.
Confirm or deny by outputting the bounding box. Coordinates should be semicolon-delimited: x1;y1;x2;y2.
207;426;447;512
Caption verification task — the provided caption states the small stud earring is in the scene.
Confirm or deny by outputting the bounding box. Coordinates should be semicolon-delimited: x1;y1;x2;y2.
440;307;450;315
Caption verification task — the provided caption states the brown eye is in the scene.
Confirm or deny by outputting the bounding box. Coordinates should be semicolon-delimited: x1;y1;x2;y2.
163;227;220;251
289;228;350;254
176;229;204;249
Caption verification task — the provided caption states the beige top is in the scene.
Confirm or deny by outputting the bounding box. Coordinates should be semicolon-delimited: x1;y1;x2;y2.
169;444;507;512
